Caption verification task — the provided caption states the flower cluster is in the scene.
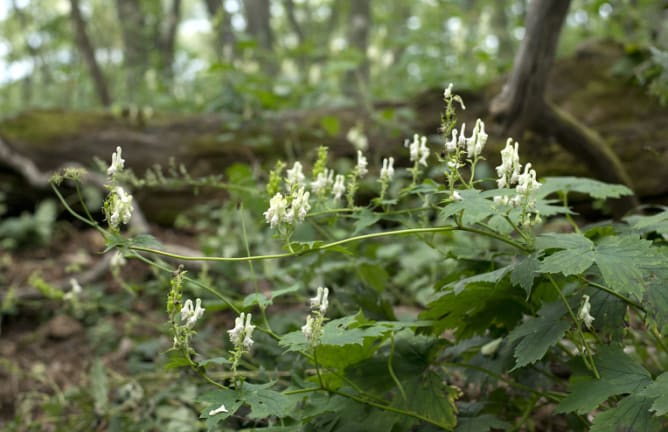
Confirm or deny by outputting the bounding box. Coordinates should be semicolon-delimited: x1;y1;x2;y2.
180;298;205;328
264;186;311;228
405;134;430;167
379;157;395;182
346;125;368;151
444;118;488;159
228;312;255;379
493;139;542;225
286;161;305;189
302;286;329;345
228;312;255;350
104;147;134;230
107;186;134;229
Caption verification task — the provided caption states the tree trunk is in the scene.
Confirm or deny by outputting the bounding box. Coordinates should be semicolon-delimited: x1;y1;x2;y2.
114;0;149;101
244;0;275;73
344;0;371;100
69;0;112;107
490;0;637;215
158;0;182;81
204;0;236;60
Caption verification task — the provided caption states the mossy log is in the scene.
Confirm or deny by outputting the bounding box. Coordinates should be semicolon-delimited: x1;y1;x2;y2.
2;39;667;224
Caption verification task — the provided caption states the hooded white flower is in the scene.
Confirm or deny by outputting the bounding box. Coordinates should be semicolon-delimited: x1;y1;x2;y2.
264;193;289;228
309;286;329;314
286;162;305;188
301;314;315;340
356;150;368;177
466;119;488;158
107;146;125;176
516;163;541;195
379;157;395;182
578;295;595;329
180;298;205;328
109;186;133;228
228;312;255;350
496;139;521;188
332;174;346;200
311;169;333;194
346;126;368;151
405;134;430;167
287;187;311;223
208;404;228;416
443;83;453;99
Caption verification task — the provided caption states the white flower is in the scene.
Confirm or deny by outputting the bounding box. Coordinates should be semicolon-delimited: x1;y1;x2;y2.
286;162;305;188
208;403;228;416
379;157;395;181
311;169;333;194
516;163;541;195
180;298;205;328
496;139;521;189
110;251;126;269
332;174;346;200
107;146;125;176
578;295;595;329
70;278;83;294
443;83;453;99
301;315;315;340
346;126;368;151
228;312;255;350
452;191;463;201
457;123;467;148
309;286;329;314
264;193;289;228
287;187;311;224
109;186;133;228
405;134;430;167
444;129;458;153
466;119;488;158
356;150;368;177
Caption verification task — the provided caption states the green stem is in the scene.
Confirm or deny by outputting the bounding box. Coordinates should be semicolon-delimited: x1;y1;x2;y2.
51;183;102;231
387;333;407;402
443;362;563;402
582;278;645;312
548;275;600;379
328;388;448;429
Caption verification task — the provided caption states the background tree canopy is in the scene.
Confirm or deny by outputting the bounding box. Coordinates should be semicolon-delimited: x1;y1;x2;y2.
0;0;666;115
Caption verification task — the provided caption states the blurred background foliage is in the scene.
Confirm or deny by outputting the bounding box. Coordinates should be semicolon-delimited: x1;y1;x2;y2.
0;0;666;117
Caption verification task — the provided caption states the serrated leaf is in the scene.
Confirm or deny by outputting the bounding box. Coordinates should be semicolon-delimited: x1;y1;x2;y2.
243;292;272;308
200;390;243;429
536;233;595;275
199;357;231;367
593;236;662;298
507;301;569;370
644;268;668;334
357;262;389;293
539;249;595;276
639;372;668;416
628;209;668;235
241;382;298;419
538;177;633;200
164;350;192;370
590;395;663;432
557;345;652;414
352;209;381;235
279;312;391;352
421;281;527;338
510;254;541;294
450;265;512;294
455;414;510;432
395;371;459;430
535;232;594;250
440;189;495;225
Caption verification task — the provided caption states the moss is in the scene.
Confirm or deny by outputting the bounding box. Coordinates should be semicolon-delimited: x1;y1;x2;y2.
1;110;114;149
